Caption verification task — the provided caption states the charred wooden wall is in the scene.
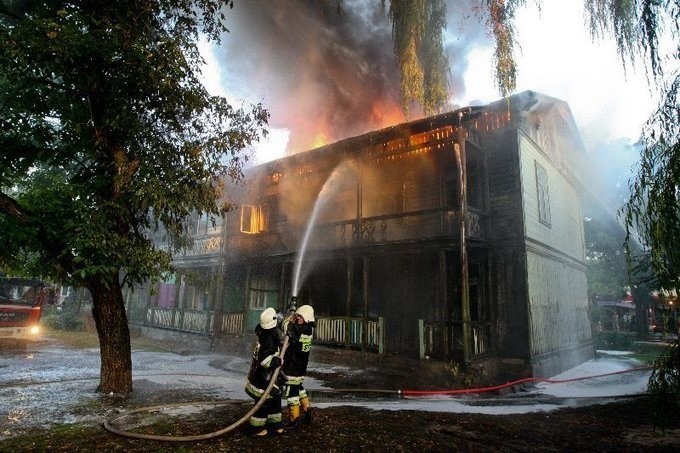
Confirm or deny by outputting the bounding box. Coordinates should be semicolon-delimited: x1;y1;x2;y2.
483;127;531;374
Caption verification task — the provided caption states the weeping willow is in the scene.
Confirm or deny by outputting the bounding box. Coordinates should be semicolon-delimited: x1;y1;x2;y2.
483;0;524;97
597;0;679;416
623;74;680;287
386;0;450;115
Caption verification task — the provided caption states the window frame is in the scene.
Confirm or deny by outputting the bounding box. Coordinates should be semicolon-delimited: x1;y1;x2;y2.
535;161;552;228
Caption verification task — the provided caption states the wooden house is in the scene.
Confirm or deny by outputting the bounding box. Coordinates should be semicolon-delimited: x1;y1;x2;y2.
127;91;594;380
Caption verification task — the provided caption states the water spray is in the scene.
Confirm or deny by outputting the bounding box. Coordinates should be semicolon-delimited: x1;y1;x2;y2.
291;163;347;297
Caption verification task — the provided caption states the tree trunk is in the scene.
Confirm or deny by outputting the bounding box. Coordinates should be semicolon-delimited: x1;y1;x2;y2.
88;274;133;395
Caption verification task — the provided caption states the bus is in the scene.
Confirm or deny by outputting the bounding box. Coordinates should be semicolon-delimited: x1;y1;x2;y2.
0;277;46;348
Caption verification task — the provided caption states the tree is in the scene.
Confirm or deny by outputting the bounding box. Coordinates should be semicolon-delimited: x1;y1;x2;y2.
0;0;268;394
623;78;680;291
387;0;450;116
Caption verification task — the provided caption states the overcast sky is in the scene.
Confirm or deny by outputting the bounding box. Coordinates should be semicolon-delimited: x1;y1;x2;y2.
461;0;656;152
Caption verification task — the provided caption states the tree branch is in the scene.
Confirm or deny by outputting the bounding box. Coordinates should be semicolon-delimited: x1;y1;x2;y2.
0;191;30;223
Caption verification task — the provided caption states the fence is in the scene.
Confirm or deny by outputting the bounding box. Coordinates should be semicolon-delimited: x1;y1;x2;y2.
420;319;491;359
315;316;384;353
130;307;244;336
129;306;385;353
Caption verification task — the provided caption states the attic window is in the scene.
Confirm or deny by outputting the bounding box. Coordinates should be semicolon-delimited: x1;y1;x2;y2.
535;161;551;227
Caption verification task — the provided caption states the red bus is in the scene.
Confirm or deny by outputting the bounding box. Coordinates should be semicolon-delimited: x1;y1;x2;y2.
0;277;46;348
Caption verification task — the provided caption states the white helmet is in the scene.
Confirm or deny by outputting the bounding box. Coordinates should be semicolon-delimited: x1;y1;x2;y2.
259;307;278;329
295;305;315;323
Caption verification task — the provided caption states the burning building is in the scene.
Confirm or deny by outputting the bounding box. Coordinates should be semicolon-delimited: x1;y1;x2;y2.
126;90;594;380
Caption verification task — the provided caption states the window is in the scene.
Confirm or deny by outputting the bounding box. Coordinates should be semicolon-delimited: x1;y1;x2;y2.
249;289;267;310
535;161;551;227
240;205;266;234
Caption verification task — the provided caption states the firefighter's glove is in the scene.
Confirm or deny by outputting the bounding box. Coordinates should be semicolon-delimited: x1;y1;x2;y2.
270;355;282;369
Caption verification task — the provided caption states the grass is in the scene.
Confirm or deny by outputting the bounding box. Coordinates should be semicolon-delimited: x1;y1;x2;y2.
42;326;173;352
631;341;673;365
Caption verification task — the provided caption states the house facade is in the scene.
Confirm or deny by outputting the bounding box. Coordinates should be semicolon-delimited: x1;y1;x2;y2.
126;91;594;380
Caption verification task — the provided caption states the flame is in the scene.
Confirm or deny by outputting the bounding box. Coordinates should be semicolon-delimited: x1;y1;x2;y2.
371;101;406;129
311;132;329;149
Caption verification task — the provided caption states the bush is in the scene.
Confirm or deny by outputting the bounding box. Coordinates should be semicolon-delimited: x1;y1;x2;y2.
594;331;636;350
648;338;680;429
41;302;84;331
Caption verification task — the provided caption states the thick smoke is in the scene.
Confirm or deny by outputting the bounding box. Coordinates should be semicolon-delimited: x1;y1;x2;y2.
218;0;488;154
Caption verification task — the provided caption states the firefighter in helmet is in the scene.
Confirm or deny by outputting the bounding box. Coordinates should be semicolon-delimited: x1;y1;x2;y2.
281;304;316;428
244;307;284;436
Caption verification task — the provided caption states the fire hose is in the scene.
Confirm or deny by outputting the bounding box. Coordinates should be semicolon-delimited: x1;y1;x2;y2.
399;364;654;396
103;335;290;442
102;357;653;441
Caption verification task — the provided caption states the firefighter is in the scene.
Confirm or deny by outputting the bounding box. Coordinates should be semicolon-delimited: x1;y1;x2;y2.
244;307;284;436
281;304;316;428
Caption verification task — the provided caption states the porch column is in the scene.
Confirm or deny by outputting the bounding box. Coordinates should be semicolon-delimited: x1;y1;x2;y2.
345;256;353;349
439;250;449;358
454;130;471;364
362;256;370;352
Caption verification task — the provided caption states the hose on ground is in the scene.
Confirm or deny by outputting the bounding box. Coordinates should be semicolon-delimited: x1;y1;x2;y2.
101;357;652;441
103;336;289;442
400;364;654;396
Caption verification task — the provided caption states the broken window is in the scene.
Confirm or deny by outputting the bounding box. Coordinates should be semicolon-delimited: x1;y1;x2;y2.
535;161;551;227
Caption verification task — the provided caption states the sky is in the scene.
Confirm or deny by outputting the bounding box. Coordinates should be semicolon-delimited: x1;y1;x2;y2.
200;0;659;167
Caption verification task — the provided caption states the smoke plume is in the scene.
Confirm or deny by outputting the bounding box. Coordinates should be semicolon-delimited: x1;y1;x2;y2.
217;0;487;154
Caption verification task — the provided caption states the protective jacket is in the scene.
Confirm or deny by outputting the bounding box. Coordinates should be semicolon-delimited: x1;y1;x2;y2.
282;320;315;378
246;324;282;396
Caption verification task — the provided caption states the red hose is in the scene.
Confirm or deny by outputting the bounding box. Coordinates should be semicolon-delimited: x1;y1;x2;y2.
400;365;653;397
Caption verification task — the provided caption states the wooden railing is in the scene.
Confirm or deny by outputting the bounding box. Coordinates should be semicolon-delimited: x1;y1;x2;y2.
129;307;244;336
315;316;384;353
129;306;385;353
471;322;491;356
420;319;491;359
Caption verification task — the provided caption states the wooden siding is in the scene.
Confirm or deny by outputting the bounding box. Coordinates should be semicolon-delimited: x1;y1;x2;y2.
526;251;591;357
518;132;585;262
518;130;593;374
485;129;523;242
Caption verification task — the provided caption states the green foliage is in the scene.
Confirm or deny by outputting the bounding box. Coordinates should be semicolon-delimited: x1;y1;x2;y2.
594;330;636;350
648;339;680;429
483;0;524;97
0;1;269;289
624;76;680;292
584;213;630;297
0;0;267;393
42;303;84;331
387;0;449;115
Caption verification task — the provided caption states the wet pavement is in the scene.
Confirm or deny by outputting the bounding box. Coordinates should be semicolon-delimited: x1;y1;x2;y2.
0;336;653;441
